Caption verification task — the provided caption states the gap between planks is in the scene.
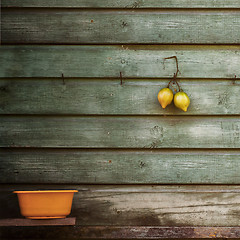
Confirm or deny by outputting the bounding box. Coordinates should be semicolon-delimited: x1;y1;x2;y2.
3;8;240;12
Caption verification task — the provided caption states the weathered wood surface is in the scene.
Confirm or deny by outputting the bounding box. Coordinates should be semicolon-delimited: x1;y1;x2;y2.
0;218;76;226
1;79;239;115
2;0;240;8
1;185;240;227
2;226;240;239
1;116;240;148
1;46;240;78
3;10;240;44
2;149;240;184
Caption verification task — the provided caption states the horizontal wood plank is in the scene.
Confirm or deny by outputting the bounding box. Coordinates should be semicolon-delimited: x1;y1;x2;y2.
0;79;239;115
1;149;240;184
2;0;240;8
0;218;76;226
1;45;240;78
1;116;240;148
3;10;240;44
1;185;240;227
2;226;240;239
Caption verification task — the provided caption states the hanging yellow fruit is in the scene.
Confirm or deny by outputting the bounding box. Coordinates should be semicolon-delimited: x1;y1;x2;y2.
157;88;173;109
174;92;190;112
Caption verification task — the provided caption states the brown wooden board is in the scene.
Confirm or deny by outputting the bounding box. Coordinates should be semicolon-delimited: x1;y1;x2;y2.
1;226;240;239
0;218;76;226
3;9;240;44
1;79;239;115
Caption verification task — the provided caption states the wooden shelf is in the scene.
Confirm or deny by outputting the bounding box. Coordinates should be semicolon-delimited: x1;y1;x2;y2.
63;226;240;239
0;217;76;226
1;225;240;238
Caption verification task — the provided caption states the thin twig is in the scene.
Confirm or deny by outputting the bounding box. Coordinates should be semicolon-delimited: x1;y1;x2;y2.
164;56;180;78
174;77;182;92
167;78;174;88
164;56;182;92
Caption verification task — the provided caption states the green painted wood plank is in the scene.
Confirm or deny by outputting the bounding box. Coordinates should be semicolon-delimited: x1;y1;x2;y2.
1;149;240;184
2;0;240;8
2;184;240;193
1;45;240;78
1;185;240;226
1;116;240;148
3;10;240;44
0;79;239;115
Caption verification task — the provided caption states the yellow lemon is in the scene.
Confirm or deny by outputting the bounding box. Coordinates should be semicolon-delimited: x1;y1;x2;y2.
157;88;173;109
174;92;190;112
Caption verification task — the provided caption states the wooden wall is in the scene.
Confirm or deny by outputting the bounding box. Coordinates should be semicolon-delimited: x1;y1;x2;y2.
1;0;240;239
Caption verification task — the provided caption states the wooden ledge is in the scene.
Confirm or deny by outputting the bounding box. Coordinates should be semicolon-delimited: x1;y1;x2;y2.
72;226;240;239
0;217;76;226
1;226;240;238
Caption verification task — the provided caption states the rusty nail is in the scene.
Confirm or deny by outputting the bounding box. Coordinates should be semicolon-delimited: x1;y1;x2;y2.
120;72;123;85
62;73;65;85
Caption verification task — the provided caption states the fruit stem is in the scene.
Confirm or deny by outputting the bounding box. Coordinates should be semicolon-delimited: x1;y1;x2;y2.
164;56;180;78
165;56;182;92
174;77;182;92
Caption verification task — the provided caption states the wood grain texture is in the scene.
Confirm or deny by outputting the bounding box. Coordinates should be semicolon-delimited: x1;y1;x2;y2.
0;218;76;226
3;10;240;44
2;226;240;239
1;149;240;184
1;185;240;227
1;79;239;115
1;45;240;78
1;116;240;148
2;0;240;8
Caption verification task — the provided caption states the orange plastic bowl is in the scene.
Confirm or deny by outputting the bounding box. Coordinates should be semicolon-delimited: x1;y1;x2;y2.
13;190;78;219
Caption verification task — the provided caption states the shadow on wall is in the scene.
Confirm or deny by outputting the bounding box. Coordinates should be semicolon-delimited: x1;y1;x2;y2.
0;191;21;218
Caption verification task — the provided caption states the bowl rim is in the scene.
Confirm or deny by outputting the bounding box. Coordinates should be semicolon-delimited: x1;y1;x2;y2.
13;190;78;194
